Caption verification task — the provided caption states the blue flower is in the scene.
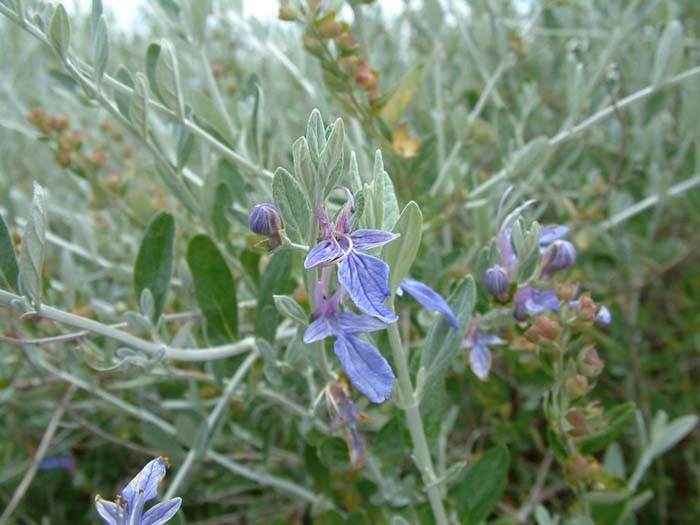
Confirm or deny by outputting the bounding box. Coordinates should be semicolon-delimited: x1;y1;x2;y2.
397;277;458;329
463;318;503;381
514;287;560;321
304;284;395;403
539;224;569;247
95;457;181;525
304;203;399;323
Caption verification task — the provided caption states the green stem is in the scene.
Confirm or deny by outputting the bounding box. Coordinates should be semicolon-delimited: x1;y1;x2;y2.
164;351;259;499
0;289;294;362
386;299;448;525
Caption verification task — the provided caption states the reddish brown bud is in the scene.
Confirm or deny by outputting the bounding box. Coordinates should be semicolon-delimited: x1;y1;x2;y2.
580;346;604;377
566;409;588;436
48;114;69;131
335;31;357;49
525;316;562;343
91;150;108;167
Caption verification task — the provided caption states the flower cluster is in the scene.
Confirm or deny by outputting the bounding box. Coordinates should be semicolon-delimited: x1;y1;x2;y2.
468;203;610;381
95;457;181;525
287;193;457;403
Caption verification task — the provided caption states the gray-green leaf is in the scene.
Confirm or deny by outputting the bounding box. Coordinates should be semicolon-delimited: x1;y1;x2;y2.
48;3;70;58
134;211;175;324
273;167;311;245
420;276;475;381
453;446;510;525
382;201;422;293
92;15;109;86
0;213;19;291
186;235;238;343
19;183;47;308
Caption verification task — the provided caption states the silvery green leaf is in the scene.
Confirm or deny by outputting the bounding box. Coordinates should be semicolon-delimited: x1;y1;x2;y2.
19;183;47;309
251;83;264;163
509;137;551;178
603;443;626;479
371;150;385;228
123;311;153;334
381;201;422;293
190;90;236;146
283;336;309;370
273;167;310;245
382;173;400;232
48;3;70;58
186;0;211;44
156;40;185;121
649;413;697;458
348;151;362;191
92;15;109;87
0;213;19;292
420;276;475;381
652;20;683;87
134;211;175;324
130;73;149;137
114;65;134;120
186;235;239;343
139;288;155;321
90;0;102;35
293;136;318;206
175;119;194;172
320;118;345;198
145;42;163;102
273;294;308;326
306;108;326;164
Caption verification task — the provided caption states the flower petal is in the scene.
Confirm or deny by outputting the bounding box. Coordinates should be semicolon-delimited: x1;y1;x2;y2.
399;278;458;329
333;312;387;335
141;498;182;525
469;342;492;381
350;229;399;251
597;305;611;325
539;224;569;246
121;457;168;508
338;252;398;323
304;239;343;269
334;335;395;403
303;316;336;343
525;289;560;315
95;497;119;525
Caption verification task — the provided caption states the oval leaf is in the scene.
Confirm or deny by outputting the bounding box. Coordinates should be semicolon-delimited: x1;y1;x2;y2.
186;235;238;343
382;201;422;293
453;446;510;525
0;213;19;292
134;211;175;323
19;183;47;308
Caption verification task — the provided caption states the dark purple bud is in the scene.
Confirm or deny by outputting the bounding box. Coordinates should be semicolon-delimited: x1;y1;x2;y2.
248;203;281;237
484;265;509;301
542;239;576;275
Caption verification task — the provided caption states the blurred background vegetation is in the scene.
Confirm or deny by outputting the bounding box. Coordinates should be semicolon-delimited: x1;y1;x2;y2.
1;0;699;523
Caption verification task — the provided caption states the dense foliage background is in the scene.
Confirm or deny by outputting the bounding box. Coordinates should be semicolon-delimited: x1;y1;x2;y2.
1;0;699;524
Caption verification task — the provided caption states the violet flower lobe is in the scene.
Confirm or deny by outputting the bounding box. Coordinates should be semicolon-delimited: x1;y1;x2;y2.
514;287;560;321
304;201;399;323
463;318;503;381
95;457;181;525
303;284;395;403
397;277;458;329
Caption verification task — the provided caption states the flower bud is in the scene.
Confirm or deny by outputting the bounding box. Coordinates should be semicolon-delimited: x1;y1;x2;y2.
484;265;509;302
579;346;604;377
564;455;596;485
566;374;590;400
525;316;561;343
566;409;588;437
248;203;282;248
542;239;576;275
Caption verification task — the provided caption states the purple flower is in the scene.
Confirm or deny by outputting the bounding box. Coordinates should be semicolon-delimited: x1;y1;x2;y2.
484;265;510;302
463;318;503;381
248;203;282;248
568;299;612;325
514;287;560;321
304;284;395;403
304;203;399;323
397;277;458;329
39;452;75;471
95;457;181;525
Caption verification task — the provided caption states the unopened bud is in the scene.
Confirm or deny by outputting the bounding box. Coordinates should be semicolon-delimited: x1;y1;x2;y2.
248;203;282;241
278;4;298;21
580;346;604;377
48;114;69;131
316;17;343;39
525;316;561;342
566;374;590;400
355;61;379;90
484;265;509;302
335;31;357;50
566;409;588;437
542;239;576;275
564;455;594;485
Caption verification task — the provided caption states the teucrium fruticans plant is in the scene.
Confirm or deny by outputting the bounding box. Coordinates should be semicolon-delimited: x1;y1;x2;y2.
0;1;699;524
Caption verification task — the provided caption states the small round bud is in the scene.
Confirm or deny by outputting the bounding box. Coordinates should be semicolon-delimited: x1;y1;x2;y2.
525;316;562;342
484;265;509;302
248;203;282;237
566;409;588;437
566;374;590;400
542;239;576;275
564;455;596;485
580;346;604;377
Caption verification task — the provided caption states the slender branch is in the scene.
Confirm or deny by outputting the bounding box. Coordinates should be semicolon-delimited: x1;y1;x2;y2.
165;351;259;499
0;289;294;362
30;354;324;506
386;299;448;525
0;384;77;525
